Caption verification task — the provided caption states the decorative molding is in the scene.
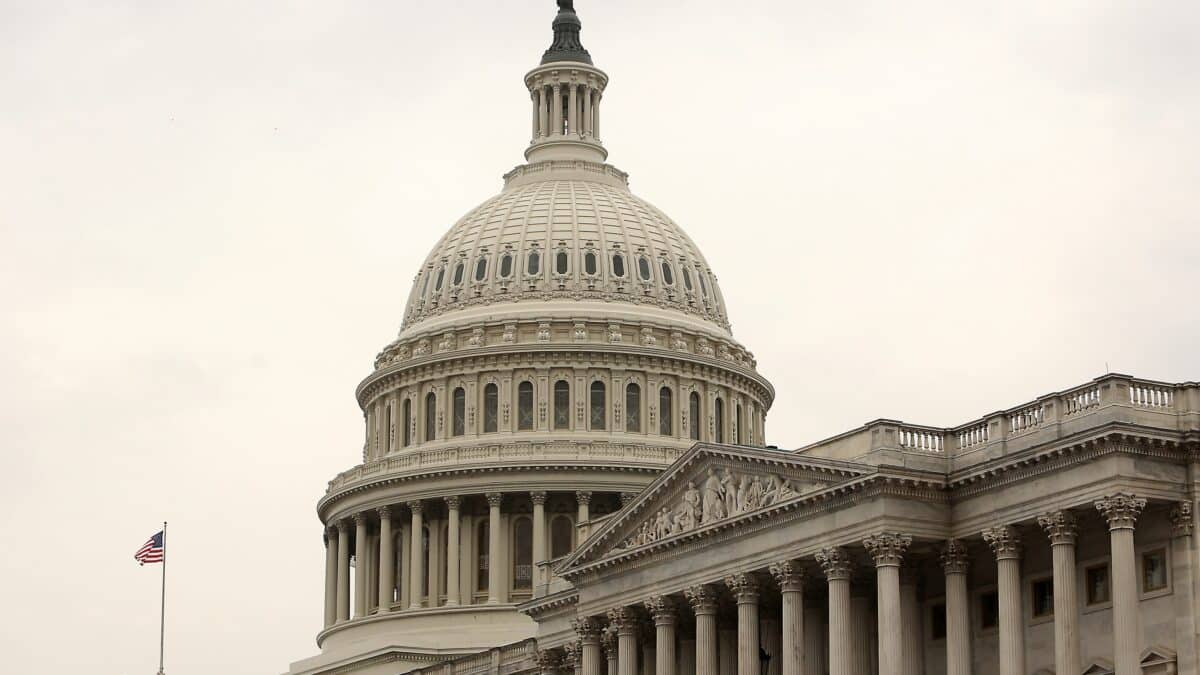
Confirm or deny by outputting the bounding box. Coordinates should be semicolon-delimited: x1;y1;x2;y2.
1171;501;1193;537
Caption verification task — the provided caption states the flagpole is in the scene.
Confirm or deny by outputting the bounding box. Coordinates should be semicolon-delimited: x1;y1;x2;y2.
158;521;167;675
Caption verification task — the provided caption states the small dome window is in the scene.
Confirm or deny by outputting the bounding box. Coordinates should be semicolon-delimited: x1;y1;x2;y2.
452;261;465;286
499;253;514;278
526;250;541;276
474;257;487;282
584;251;597;276
681;267;693;291
555;250;569;275
611;253;626;278
660;261;674;286
637;256;652;281
698;269;709;297
434;266;445;292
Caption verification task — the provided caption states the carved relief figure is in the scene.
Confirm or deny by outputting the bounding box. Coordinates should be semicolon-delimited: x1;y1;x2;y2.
701;468;726;523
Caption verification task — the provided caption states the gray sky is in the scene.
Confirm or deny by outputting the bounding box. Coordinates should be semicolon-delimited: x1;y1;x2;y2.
2;1;1197;673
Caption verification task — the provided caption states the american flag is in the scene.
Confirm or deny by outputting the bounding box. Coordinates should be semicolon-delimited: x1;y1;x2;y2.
135;531;165;565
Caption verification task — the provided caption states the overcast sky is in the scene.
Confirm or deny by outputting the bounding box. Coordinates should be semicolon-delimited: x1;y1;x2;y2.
2;1;1198;673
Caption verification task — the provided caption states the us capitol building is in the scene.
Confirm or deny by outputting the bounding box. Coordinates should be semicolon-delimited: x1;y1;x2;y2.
286;3;1200;675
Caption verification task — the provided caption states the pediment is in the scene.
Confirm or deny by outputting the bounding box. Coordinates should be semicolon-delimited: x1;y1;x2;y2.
1081;658;1113;674
559;444;869;572
1141;646;1176;667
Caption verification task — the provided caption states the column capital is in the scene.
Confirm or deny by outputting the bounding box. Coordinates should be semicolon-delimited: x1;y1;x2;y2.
444;495;462;510
982;525;1021;560
531;491;548;505
353;511;370;526
563;641;582;668
377;505;393;520
684;583;720;615
768;560;806;592
407;500;424;515
940;539;970;575
863;532;912;567
816;546;853;581
326;524;339;539
575;490;593;505
337;518;353;533
1171;501;1193;537
572;616;604;641
1037;510;1078;545
723;571;760;603
1095;492;1146;530
535;649;563;675
644;595;677;625
600;626;619;657
620;492;638;506
607;606;640;634
486;492;504;508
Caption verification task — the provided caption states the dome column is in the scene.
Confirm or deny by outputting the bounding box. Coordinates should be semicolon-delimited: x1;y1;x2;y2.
568;82;578;136
538;85;548;139
551;83;563;136
592;90;600;141
445;496;462;606
583;85;593;137
336;520;351;622
577;491;592;539
323;526;338;628
487;492;504;604
377;506;395;613
353;512;369;618
533;491;548;586
409;501;425;609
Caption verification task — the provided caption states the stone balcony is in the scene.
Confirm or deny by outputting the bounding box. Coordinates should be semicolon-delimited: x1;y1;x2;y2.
796;373;1199;472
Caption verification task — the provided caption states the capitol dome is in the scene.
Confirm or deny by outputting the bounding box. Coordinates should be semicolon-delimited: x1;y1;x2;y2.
293;4;774;673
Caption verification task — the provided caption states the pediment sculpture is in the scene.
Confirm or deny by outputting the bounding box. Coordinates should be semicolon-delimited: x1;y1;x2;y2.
620;468;806;550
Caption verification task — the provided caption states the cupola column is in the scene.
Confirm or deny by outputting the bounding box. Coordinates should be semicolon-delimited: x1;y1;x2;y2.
531;90;540;140
592;91;600;141
409;501;425;609
445;496;461;606
377;506;395;613
551;83;563;136
568;83;578;135
583;85;593;137
323;526;338;628
487;492;504;604
353;512;369;618
336;520;351;622
538;86;548;138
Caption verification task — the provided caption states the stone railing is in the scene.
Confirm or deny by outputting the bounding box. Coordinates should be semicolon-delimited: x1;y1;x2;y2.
409;639;538;675
797;374;1198;470
326;442;684;495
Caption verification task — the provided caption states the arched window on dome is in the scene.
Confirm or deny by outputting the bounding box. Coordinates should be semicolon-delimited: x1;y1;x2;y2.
736;402;744;445
452;387;466;437
511;516;533;594
659;386;673;436
452;261;465;286
555;250;569;275
660;260;674;286
714;397;725;443
637;256;652;281
483;383;498;433
553;380;570;430
475;520;489;595
420;269;431;297
590;381;606;430
434;266;445;293
611;253;626;278
424;391;437;442
402;398;412;447
625;383;641;432
526;250;541;276
384;403;393;454
682;266;694;292
689;392;701;441
499;253;514;279
517;381;534;431
550;514;574;558
697;267;709;298
583;251;597;276
474;257;488;282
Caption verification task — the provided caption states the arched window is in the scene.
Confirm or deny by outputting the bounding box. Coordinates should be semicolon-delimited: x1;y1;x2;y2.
452;387;466;437
555;250;569;275
736;403;744;444
434;266;445;292
698;268;709;297
512;517;533;591
625;382;641;432
499;253;514;278
517;381;534;431
554;380;570;430
483;383;498;433
689;392;701;441
476;521;489;593
637;256;652;281
660;260;674;286
611;253;626;278
452;261;465;286
659;386;673;436
590;381;606;430
584;251;597;275
550;515;574;558
474;256;487;282
402;398;412;446
420;269;431;297
714;397;725;443
526;250;541;276
424;391;437;442
384;404;393;453
682;267;694;291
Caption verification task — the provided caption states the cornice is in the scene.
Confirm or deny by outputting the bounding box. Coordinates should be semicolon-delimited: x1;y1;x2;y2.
518;589;580;619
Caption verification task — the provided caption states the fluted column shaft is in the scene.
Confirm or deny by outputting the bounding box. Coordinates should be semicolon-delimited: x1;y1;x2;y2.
531;90;539;140
354;514;369;618
726;574;760;675
336;522;351;621
579;622;603;675
487;492;503;604
323;528;338;627
408;502;425;609
617;624;637;675
984;527;1023;675
770;562;805;675
1097;494;1147;675
532;492;547;586
537;86;548;138
568;84;578;135
593;92;601;140
551;84;562;136
377;507;394;612
445;497;461;606
818;547;852;675
577;491;592;540
583;86;593;137
1039;511;1080;675
941;540;971;675
687;585;720;675
900;575;923;675
865;533;911;675
651;604;677;675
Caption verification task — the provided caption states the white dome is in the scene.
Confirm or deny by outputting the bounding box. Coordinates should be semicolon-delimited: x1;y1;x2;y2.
398;163;732;341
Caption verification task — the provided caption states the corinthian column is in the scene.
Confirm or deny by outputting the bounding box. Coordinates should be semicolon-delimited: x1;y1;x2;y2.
646;596;678;675
532;491;548;586
1038;510;1080;675
551;83;563;136
609;607;640;675
602;627;619;675
575;617;604;675
686;584;720;675
444;496;461;606
336;520;351;622
577;491;592;539
983;526;1023;675
408;501;425;609
940;540;971;675
1171;502;1199;674
377;506;394;613
864;532;912;675
353;512;369;618
1096;493;1147;675
770;561;805;675
323;526;338;628
899;566;923;675
816;547;853;675
724;573;761;675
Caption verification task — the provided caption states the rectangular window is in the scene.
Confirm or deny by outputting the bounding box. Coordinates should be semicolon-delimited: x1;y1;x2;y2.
930;603;947;640
1031;578;1054;618
979;590;999;630
1142;548;1168;592
1086;563;1111;605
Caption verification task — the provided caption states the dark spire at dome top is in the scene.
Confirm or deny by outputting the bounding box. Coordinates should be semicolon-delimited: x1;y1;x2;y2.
541;0;592;65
